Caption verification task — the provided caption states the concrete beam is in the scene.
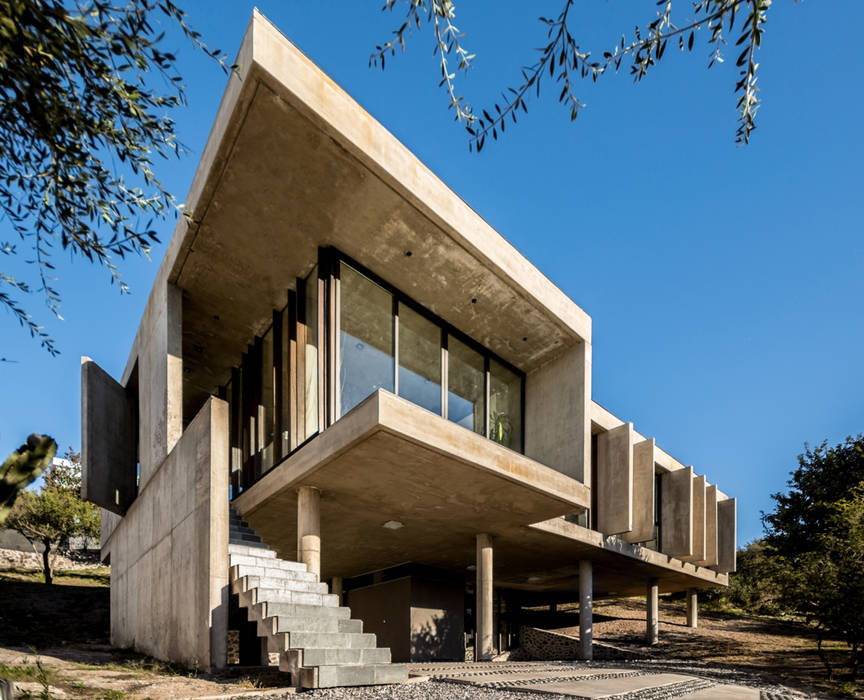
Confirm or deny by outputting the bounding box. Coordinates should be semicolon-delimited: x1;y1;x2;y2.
596;423;634;535
696;485;719;567
715;498;737;574
476;533;494;661
623;438;655;543
579;560;593;660
81;358;137;515
661;466;693;558
297;486;321;577
646;579;658;645
683;475;706;562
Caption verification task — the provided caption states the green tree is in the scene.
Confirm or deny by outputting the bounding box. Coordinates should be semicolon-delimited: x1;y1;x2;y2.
721;539;789;615
0;433;57;524
0;0;228;353
763;435;864;680
6;448;100;584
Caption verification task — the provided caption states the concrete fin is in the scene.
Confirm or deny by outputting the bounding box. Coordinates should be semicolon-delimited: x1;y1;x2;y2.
715;497;737;573
682;475;706;562
623;438;655;543
696;484;718;567
596;422;634;535
660;466;693;558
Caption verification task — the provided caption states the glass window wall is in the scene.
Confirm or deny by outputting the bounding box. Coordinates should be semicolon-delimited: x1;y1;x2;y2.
338;262;394;417
446;335;486;435
397;303;441;415
489;358;522;451
303;267;319;440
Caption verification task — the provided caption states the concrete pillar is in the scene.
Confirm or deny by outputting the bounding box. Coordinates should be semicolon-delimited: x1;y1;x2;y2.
647;579;659;645
331;576;342;604
297;486;321;577
578;560;593;660
476;533;494;661
686;589;698;628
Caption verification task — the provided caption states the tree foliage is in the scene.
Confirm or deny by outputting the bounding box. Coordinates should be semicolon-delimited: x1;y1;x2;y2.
761;435;864;680
0;0;228;353
0;432;56;524
372;0;773;151
6;448;100;584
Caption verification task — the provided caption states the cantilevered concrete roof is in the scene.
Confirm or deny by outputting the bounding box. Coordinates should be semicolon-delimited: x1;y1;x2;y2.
137;10;592;410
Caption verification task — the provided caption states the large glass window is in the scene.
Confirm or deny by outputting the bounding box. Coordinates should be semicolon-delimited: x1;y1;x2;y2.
397;303;441;415
489;359;522;451
447;335;485;435
303;267;319;440
338;262;394;417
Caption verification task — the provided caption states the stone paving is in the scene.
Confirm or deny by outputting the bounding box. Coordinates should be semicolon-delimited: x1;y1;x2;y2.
404;661;803;699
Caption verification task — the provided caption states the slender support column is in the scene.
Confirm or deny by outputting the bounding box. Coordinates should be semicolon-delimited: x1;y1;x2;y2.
579;560;593;660
297;486;321;577
647;579;659;645
331;576;343;601
686;588;698;628
476;533;494;661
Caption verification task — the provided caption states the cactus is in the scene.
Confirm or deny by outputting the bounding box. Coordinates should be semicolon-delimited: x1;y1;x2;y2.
0;433;57;525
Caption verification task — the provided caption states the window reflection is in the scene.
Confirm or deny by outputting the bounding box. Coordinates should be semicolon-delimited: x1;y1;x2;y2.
339;263;394;417
398;303;441;415
489;359;521;451
447;335;485;435
304;267;319;440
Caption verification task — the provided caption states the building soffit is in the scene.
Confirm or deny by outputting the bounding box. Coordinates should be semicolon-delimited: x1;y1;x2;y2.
143;10;591;407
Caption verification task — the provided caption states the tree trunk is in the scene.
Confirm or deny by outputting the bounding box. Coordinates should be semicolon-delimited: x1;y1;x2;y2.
41;539;53;585
816;631;832;680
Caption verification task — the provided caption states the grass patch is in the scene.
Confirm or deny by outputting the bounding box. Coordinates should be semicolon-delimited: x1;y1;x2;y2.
0;566;109;587
0;662;58;684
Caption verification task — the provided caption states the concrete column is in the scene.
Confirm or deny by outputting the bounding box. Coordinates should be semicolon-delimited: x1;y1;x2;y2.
647;579;659;645
476;533;494;661
578;560;593;660
331;576;343;603
686;589;698;628
297;486;321;577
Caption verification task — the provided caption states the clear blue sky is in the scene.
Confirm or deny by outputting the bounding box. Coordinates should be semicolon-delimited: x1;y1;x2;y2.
1;1;862;546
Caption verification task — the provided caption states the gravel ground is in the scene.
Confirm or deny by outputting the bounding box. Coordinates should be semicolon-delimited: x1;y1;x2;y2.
304;681;574;700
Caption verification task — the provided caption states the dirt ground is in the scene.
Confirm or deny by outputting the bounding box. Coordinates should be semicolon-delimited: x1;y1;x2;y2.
2;567;861;699
548;598;862;699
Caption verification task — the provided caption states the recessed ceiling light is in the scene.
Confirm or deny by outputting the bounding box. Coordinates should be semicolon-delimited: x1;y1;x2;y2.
527;576;542;582
382;520;404;530
467;565;476;571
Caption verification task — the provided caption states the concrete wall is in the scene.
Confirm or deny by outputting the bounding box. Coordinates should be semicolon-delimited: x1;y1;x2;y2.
121;279;183;491
524;341;591;485
348;575;464;663
596;423;633;535
103;397;229;671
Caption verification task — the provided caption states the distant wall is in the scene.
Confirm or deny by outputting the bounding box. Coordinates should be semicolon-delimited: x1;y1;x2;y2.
103;397;229;671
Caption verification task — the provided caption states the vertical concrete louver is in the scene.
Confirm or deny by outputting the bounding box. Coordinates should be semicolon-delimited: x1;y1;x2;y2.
228;509;407;688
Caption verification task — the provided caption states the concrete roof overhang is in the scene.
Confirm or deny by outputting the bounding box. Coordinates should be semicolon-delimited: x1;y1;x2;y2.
232;391;725;598
156;11;592;415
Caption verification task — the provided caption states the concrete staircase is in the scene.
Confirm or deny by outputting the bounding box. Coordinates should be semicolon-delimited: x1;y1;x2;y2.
228;508;407;689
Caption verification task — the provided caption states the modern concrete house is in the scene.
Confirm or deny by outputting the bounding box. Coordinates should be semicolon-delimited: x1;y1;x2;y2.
81;11;736;689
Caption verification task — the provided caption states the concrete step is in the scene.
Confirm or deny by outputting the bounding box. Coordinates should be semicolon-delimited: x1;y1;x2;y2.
243;587;339;608
259;601;351;620
300;663;407;689
233;575;329;596
282;647;391;669
228;545;276;559
230;564;318;584
286;631;377;650
267;616;362;634
229;553;307;572
230;538;269;549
